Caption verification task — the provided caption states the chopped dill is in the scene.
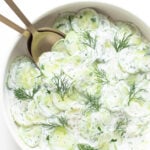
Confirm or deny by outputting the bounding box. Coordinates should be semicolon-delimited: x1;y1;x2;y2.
113;33;132;52
58;116;69;127
95;67;109;85
52;71;73;100
115;117;128;136
110;139;117;142
14;88;32;100
128;83;146;105
84;92;101;112
14;86;40;100
82;31;97;49
78;144;98;150
97;126;103;134
41;115;69;129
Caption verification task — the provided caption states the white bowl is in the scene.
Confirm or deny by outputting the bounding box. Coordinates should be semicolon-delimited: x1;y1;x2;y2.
1;1;150;150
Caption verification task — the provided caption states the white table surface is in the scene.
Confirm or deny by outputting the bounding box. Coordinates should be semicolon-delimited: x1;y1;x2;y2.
0;0;150;149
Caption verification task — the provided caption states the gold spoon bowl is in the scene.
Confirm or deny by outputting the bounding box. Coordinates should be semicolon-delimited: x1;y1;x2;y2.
0;0;65;63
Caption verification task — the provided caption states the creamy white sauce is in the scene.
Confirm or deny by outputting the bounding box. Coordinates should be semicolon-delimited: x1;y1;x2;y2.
6;8;150;150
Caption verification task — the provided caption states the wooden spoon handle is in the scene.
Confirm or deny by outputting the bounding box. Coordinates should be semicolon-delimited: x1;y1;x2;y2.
0;14;24;34
5;0;36;34
0;14;30;38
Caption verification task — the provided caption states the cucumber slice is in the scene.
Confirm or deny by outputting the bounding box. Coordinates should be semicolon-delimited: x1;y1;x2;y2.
115;21;141;36
125;101;150;117
118;48;145;74
52;92;81;111
38;52;68;78
72;8;99;32
11;101;32;126
35;90;59;117
7;56;41;90
101;81;129;111
97;58;129;81
48;127;75;150
115;21;145;47
19;126;42;148
52;39;69;54
74;65;101;96
64;31;85;54
53;12;75;34
25;100;47;124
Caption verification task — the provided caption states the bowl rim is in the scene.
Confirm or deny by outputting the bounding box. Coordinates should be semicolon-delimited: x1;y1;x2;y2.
1;1;150;149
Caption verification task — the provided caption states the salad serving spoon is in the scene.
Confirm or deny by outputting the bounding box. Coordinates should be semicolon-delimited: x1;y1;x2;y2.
0;0;65;63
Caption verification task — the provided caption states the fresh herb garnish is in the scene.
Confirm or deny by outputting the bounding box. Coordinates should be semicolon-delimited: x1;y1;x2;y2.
42;115;69;129
115;118;128;136
14;86;40;100
46;135;50;141
113;33;132;52
78;144;97;150
110;139;117;142
84;93;101;112
14;88;32;100
97;126;103;134
128;83;146;105
58;116;69;127
52;71;73;100
83;31;97;49
95;67;109;85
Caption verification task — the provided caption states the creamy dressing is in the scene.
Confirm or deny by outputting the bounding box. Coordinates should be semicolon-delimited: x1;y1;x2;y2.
6;8;150;150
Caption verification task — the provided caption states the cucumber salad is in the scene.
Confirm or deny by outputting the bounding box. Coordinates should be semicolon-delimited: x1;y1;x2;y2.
6;8;150;150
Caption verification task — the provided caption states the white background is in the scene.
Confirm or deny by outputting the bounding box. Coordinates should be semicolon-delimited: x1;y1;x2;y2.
0;0;150;149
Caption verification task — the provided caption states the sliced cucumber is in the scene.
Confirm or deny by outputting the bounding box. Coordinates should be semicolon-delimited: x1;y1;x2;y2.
100;81;129;111
19;126;42;148
97;133;117;150
51;39;69;54
52;92;81;111
25;100;47;124
64;31;85;55
115;21;144;47
115;21;141;36
11;101;32;126
48;127;75;150
38;52;68;78
7;56;41;90
97;58;129;81
35;90;59;117
53;12;75;34
118;48;145;74
74;65;101;96
125;101;150;117
72;8;99;32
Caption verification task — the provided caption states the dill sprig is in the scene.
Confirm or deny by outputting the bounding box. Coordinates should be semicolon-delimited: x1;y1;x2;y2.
115;117;128;136
14;88;32;100
78;144;97;150
128;83;146;105
95;67;109;85
14;86;40;100
84;93;101;112
58;116;69;127
52;71;73;100
113;33;132;52
42;116;69;129
83;31;97;49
